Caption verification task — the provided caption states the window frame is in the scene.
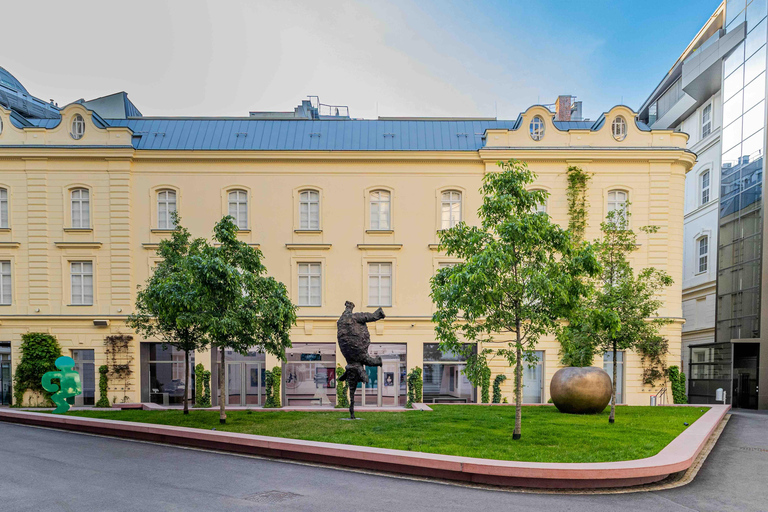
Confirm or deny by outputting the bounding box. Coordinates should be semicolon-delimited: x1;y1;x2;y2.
369;189;392;231
0;260;11;305
701;102;713;139
611;116;627;141
157;189;177;230
227;189;249;230
700;169;711;206
530;188;548;214
70;261;94;306
298;189;321;231
297;262;322;307
697;235;709;274
70;188;90;229
440;190;463;230
0;187;8;229
529;115;545;141
606;189;629;220
367;262;393;307
70;114;85;140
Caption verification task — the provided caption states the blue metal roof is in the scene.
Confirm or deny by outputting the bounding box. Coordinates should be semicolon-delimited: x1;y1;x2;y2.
105;118;519;151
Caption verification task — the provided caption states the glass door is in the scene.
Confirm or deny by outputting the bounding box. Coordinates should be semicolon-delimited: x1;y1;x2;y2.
244;363;263;405
226;362;243;405
0;353;10;405
72;350;95;406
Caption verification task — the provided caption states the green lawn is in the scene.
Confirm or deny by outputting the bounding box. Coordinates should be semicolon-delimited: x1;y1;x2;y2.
64;405;708;463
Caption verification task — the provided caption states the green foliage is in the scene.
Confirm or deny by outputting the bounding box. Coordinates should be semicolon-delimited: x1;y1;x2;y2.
492;374;507;403
668;366;688;404
335;365;349;408
12;332;62;406
559;206;673;422
96;365;111;408
480;366;491;403
566;165;591;242
128;213;208;413
406;367;423;408
431;160;599;437
194;363;212;408
264;366;282;408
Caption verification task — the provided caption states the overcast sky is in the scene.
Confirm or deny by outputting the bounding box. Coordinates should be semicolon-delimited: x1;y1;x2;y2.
4;0;721;120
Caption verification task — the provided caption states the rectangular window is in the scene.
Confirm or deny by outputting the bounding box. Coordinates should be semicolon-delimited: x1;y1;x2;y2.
228;190;248;229
441;191;462;229
698;237;709;273
369;190;391;230
422;343;476;403
701;170;711;205
157;190;177;229
702;103;712;138
0;261;10;305
71;261;93;305
71;189;90;228
298;262;322;306
299;190;320;230
523;350;544;403
368;262;392;307
0;188;8;228
603;351;624;404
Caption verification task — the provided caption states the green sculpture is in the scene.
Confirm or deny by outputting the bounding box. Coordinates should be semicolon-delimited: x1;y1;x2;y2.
41;356;82;414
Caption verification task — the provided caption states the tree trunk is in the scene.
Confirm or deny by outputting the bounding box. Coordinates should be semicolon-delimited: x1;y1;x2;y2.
219;346;226;424
609;339;617;424
513;319;523;440
183;349;190;415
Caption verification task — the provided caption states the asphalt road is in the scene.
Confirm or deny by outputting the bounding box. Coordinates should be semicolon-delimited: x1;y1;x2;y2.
0;410;766;512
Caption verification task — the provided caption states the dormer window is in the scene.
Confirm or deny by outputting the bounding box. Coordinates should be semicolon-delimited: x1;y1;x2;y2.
71;114;85;140
611;116;627;141
530;116;545;141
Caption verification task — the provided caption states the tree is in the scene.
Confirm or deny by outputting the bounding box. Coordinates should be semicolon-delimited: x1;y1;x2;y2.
128;214;208;415
189;216;297;424
431;160;599;439
559;206;673;423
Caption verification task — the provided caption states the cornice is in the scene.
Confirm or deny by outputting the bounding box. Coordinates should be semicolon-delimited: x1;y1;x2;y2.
54;241;103;249
285;243;332;250
357;244;403;250
132;150;483;163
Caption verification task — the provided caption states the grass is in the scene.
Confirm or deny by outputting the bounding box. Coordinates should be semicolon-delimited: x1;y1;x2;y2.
64;405;708;463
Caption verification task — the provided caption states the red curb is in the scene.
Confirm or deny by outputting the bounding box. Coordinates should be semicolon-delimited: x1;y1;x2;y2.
0;404;729;489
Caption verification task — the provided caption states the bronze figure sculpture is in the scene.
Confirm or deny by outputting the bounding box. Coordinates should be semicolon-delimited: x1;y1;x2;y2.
337;301;385;419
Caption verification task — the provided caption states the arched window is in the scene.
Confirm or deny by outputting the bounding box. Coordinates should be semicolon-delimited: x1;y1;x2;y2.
611;116;627;141
700;170;711;205
71;188;90;228
0;188;8;228
228;190;248;229
299;189;320;230
531;189;547;214
71;114;85;140
530;115;545;141
698;236;709;273
369;190;391;230
157;190;177;229
441;191;462;229
607;190;628;221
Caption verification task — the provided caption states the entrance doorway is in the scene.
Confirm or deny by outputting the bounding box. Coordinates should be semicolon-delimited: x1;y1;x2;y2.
224;349;266;406
733;343;759;409
0;343;10;405
353;344;407;407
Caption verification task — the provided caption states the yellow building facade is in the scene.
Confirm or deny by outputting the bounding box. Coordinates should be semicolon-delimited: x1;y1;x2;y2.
0;94;694;407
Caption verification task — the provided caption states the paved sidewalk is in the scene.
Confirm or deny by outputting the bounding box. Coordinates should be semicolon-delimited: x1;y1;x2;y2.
0;409;765;511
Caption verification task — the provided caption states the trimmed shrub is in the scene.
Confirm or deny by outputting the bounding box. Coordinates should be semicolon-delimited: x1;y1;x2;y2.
335;365;349;408
13;333;62;406
668;365;688;404
406;366;423;408
264;366;282;408
480;367;491;403
95;365;111;407
194;363;211;408
492;374;507;403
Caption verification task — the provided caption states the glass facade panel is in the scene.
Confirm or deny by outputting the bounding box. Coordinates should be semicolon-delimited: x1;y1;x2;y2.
422;343;476;403
144;343;195;406
689;343;733;404
745;18;767;57
284;343;335;406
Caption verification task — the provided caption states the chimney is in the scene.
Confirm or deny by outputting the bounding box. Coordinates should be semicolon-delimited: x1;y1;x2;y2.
555;95;573;121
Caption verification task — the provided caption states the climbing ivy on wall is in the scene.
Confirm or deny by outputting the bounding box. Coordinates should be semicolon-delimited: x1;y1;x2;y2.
335;365;349;408
480;366;491;403
406;367;423;408
668;365;688;404
264;366;282;408
193;363;211;408
105;334;134;403
492;374;507;404
566;165;591;242
95;365;111;408
12;332;62;407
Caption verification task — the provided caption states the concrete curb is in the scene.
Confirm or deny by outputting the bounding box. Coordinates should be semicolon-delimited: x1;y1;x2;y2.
0;404;729;489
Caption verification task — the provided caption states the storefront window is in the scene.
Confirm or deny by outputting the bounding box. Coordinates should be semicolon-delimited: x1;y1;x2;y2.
284;343;336;406
142;343;195;406
422;343;476;403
